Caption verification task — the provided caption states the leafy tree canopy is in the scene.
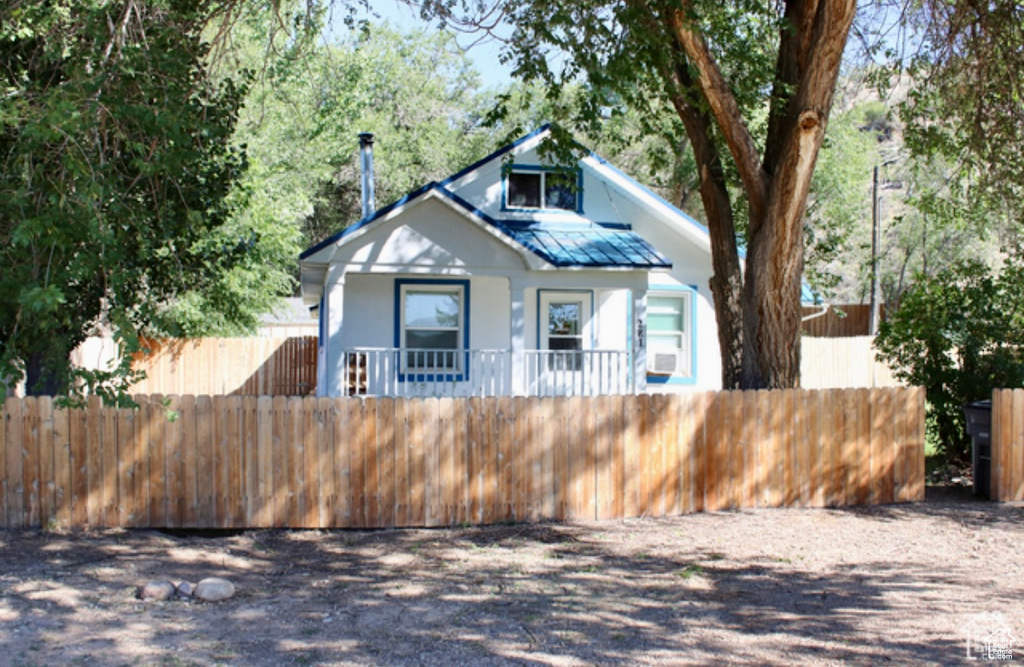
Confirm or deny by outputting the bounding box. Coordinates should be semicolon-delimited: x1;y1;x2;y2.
897;0;1024;229
1;0;248;399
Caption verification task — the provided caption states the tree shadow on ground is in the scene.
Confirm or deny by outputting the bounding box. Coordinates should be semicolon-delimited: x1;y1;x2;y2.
836;483;1024;529
2;498;1018;666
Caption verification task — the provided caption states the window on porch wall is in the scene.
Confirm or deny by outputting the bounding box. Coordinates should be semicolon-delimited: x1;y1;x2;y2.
401;286;463;372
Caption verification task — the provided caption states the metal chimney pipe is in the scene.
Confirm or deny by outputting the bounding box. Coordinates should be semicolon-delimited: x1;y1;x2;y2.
358;132;375;219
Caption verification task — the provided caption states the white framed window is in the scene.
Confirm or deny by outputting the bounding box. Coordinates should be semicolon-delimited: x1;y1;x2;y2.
505;169;579;211
540;291;592;371
396;280;468;377
647;291;693;379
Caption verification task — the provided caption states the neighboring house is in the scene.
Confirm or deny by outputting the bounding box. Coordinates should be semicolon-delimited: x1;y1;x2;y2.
258;297;319;338
299;127;722;398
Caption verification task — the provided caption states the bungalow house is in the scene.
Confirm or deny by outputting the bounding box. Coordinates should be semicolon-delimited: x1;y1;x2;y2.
299;127;723;397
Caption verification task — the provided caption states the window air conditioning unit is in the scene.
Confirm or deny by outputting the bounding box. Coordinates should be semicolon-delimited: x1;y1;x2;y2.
648;350;685;376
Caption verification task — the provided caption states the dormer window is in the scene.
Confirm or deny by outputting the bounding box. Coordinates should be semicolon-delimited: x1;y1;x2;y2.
506;168;580;211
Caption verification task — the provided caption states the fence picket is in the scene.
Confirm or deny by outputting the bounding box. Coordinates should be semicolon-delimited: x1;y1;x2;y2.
239;397;256;527
378;397;396;528
177;396;195;527
335;398;356;528
256;396;274;527
316;397;334;529
36;399;55;527
22;398;40;528
436;398;453;526
53;403;72;527
499;397;516;522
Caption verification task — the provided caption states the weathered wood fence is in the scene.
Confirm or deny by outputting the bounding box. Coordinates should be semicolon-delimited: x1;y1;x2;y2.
801;304;890;337
989;390;1024;501
129;337;318;396
800;336;902;389
0;388;925;530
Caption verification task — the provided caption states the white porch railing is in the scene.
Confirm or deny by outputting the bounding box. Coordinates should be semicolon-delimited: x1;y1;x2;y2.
341;348;633;397
523;349;633;397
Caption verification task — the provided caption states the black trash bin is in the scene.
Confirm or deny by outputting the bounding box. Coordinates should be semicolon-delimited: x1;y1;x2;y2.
963;401;992;498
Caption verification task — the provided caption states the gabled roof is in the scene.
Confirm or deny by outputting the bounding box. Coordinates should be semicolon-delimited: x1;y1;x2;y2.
299;126;719;304
300;180;671;270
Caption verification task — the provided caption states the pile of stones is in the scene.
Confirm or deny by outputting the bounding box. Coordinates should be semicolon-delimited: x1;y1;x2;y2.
138;577;236;602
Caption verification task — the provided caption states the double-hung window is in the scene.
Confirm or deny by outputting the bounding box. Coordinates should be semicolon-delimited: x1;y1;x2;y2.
647;290;694;380
397;281;468;377
506;169;579;211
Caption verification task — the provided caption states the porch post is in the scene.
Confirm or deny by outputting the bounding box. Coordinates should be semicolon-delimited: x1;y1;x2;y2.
632;284;647;394
324;267;346;397
510;282;526;396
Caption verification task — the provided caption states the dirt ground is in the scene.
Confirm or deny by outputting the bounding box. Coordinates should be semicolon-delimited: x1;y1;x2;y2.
1;486;1022;667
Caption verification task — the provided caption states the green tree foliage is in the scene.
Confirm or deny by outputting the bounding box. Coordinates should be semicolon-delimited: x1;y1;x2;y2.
302;24;496;244
0;0;248;398
130;8;503;336
804;101;880;298
875;259;1024;461
215;9;498;251
899;0;1024;227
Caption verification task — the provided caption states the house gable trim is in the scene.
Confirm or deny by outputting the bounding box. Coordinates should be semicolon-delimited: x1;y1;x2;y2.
439;124;552;188
582;153;713;252
300;181;441;261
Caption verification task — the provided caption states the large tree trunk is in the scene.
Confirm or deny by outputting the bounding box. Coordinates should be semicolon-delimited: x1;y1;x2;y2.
667;67;744;389
25;351;68;396
670;0;856;389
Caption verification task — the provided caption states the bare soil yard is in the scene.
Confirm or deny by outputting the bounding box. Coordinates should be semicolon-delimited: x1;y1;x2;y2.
1;486;1022;666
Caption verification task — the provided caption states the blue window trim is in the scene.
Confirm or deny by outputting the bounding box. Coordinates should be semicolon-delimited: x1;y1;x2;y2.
536;289;595;351
394;278;471;382
501;165;584;215
645;285;698;386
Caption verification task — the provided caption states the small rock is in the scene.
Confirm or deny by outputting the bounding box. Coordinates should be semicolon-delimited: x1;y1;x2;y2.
138;580;177;601
194;577;236;602
176;581;196;598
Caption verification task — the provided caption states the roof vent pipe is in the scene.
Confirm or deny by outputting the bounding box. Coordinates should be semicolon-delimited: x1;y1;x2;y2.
358;132;375;219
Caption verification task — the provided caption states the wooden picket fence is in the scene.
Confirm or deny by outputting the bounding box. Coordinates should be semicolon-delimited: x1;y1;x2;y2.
989;390;1024;501
801;304;886;337
0;388;925;530
129;336;317;396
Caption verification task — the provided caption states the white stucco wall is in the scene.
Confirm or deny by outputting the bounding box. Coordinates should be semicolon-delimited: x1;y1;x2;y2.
340;274;511;352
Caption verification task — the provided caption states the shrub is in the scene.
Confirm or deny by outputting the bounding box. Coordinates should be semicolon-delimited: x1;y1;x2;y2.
874;259;1024;462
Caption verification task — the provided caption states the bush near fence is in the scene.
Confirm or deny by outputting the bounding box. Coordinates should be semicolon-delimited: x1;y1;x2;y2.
0;388;925;530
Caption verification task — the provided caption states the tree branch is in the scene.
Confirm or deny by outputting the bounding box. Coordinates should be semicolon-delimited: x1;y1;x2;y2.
669;6;768;220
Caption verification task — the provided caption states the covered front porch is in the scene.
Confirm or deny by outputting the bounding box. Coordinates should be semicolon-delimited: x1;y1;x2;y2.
340;347;634;397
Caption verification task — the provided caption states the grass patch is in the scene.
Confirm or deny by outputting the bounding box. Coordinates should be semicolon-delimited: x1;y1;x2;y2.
677;564;704;579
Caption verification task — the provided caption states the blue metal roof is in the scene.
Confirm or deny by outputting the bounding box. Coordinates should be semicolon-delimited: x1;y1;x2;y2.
508;227;671;268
